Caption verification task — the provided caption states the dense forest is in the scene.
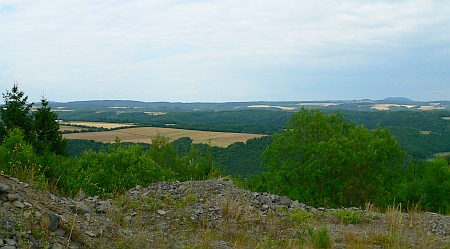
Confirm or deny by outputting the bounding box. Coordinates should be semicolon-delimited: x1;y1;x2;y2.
2;85;450;214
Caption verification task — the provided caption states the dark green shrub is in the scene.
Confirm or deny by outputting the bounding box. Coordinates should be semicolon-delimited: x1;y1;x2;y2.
58;144;173;197
308;226;331;249
332;209;361;224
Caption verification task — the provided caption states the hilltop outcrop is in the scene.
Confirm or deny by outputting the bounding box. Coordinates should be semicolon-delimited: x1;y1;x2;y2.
1;173;450;248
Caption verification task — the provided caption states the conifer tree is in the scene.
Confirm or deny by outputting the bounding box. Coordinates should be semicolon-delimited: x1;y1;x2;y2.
0;83;34;143
34;98;67;156
1;84;66;156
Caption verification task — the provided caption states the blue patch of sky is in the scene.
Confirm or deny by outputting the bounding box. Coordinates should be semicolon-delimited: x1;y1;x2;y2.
0;61;9;74
0;5;13;12
0;5;14;25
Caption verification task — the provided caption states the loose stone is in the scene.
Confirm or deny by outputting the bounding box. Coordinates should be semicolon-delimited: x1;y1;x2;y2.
0;183;9;192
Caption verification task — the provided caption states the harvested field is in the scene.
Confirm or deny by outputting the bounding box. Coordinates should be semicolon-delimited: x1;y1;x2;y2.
60;121;136;129
247;104;296;110
418;105;446;110
63;127;265;147
297;102;340;107
371;104;415;110
418;105;435;110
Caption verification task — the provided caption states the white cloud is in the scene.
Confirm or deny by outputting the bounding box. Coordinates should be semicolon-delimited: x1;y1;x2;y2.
0;0;448;102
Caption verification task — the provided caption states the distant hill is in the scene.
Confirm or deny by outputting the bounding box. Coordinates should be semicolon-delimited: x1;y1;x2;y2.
377;97;415;104
40;98;450;113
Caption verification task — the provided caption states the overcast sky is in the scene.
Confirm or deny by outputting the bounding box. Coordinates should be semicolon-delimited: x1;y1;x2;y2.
0;1;449;102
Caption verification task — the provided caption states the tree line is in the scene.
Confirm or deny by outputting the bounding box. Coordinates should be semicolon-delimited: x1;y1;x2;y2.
58;106;450;159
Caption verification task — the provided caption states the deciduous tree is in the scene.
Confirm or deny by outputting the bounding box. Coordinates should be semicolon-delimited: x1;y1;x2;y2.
258;108;405;208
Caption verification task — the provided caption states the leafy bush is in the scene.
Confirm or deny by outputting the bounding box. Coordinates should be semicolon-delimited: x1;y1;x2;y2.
287;208;311;225
0;128;36;174
58;143;174;197
308;226;331;249
0;128;48;188
415;158;450;213
151;134;218;181
332;209;361;224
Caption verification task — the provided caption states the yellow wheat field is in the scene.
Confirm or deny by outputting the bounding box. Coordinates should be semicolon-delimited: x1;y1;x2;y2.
63;127;265;147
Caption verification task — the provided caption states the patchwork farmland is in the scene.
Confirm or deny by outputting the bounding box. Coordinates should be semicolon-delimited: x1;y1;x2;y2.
63;125;265;147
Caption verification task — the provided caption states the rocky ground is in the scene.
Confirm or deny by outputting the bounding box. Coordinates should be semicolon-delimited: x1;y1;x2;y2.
1;173;450;248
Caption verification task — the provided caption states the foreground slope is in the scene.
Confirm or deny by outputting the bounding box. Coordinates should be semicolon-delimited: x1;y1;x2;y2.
1;174;450;248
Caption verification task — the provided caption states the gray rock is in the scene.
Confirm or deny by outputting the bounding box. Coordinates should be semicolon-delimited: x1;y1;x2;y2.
84;213;91;222
157;209;167;215
96;200;111;214
4;238;17;246
211;240;232;249
124;216;134;224
13;200;25;208
35;210;42;219
195;206;204;215
85;230;98;237
48;193;61;202
304;204;312;211
69;241;81;249
23;201;32;208
0;183;9;192
52;242;64;249
55;228;66;237
7;193;20;201
41;213;60;232
2;246;16;249
176;184;187;193
48;214;60;231
290;200;300;209
372;214;383;220
71;202;90;214
74;190;86;201
29;236;39;247
278;196;292;207
257;195;271;206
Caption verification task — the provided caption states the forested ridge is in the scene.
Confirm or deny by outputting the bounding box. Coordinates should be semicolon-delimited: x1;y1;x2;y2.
2;85;450;215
